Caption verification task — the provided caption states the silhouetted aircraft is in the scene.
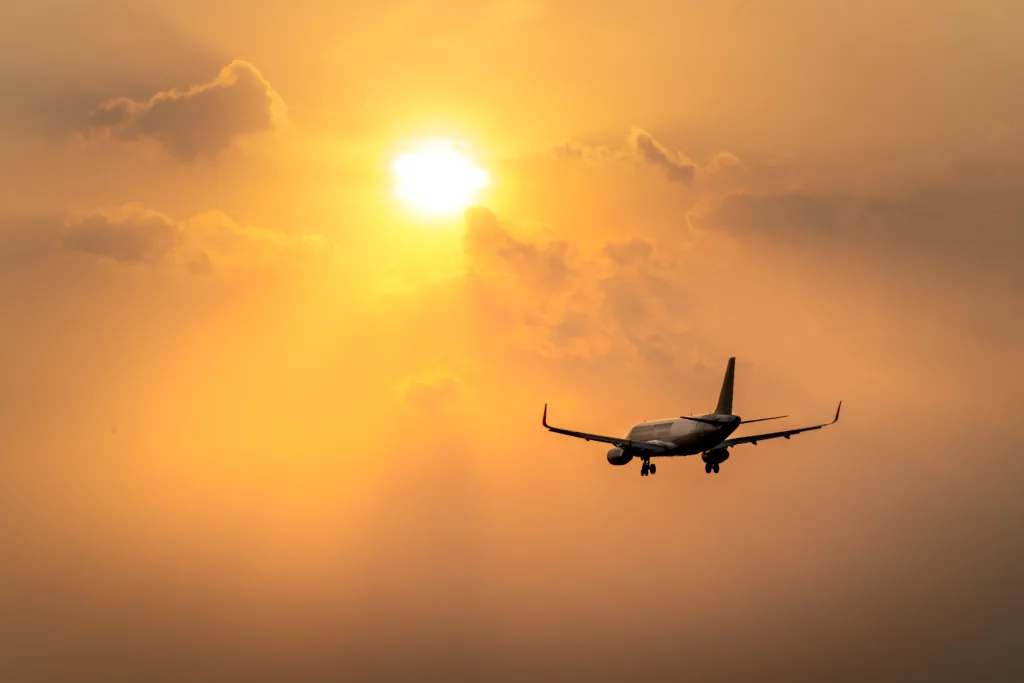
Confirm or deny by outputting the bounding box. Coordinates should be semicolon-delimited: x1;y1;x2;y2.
542;357;841;476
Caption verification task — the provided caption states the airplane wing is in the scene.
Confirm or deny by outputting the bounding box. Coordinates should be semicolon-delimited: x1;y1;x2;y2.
720;402;841;449
542;404;670;453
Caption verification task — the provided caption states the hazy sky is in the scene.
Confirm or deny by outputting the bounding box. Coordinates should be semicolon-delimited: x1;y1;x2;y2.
2;2;1022;681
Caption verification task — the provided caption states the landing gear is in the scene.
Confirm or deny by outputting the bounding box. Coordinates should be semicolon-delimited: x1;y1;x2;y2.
702;449;728;475
640;461;656;476
649;463;656;475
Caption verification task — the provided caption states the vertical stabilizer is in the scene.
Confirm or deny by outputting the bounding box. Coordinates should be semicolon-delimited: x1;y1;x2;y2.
715;357;735;415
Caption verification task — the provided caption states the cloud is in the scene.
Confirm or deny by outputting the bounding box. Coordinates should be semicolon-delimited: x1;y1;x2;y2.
703;150;745;176
553;126;739;184
179;211;329;273
464;205;572;292
0;1;228;140
63;204;179;263
61;204;327;274
551;141;585;160
462;206;604;360
597;237;695;367
85;60;287;160
460;206;695;366
551;140;619;164
628;126;697;184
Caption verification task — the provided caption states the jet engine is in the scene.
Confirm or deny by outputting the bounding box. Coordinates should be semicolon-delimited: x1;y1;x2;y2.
606;447;633;466
702;447;730;464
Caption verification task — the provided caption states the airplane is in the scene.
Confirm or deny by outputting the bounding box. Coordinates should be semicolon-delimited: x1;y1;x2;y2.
542;357;840;476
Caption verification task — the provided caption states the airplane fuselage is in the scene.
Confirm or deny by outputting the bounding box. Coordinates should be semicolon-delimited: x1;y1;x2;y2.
605;414;742;465
627;414;740;454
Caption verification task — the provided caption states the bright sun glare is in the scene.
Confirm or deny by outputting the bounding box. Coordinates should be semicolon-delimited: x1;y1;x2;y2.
392;141;490;214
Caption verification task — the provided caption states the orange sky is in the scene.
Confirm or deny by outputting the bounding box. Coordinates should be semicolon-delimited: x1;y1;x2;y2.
2;1;1023;681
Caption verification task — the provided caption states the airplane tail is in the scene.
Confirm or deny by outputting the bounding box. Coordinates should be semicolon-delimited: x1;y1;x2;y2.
715;357;735;415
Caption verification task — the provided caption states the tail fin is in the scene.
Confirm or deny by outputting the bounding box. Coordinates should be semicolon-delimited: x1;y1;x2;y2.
715;357;735;415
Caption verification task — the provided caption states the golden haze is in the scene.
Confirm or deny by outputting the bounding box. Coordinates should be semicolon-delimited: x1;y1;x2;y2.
1;1;1023;682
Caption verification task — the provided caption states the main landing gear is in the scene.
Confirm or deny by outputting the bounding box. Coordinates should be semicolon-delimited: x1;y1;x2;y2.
704;463;720;474
640;461;657;476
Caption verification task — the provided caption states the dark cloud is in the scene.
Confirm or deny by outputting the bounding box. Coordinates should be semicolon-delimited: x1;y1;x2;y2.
86;60;286;160
550;139;618;164
551;141;585;160
0;0;226;138
553;127;737;184
464;205;572;292
62;205;179;264
629;126;697;184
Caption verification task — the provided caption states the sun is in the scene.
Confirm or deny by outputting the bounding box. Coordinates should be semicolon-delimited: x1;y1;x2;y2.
392;141;490;214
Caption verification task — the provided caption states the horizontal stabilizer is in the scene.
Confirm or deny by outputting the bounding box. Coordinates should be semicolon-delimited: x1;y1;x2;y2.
679;415;725;425
739;415;788;424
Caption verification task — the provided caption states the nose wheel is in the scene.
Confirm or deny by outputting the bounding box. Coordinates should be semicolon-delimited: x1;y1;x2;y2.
704;463;720;474
640;462;657;476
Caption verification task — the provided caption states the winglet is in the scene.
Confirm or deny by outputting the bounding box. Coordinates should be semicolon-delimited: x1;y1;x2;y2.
542;403;549;428
832;401;842;424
